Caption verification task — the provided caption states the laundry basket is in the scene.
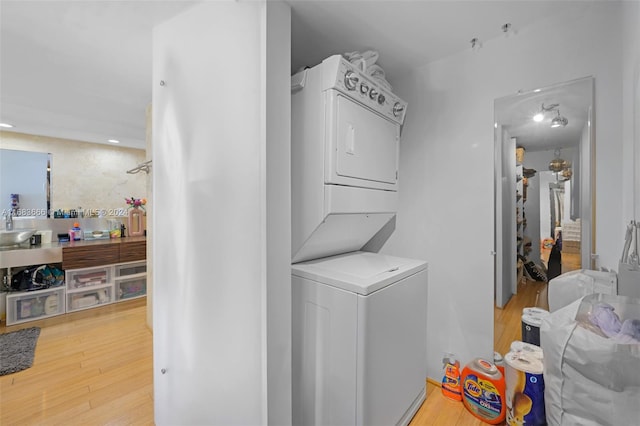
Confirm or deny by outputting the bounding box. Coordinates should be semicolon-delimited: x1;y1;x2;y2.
540;294;640;426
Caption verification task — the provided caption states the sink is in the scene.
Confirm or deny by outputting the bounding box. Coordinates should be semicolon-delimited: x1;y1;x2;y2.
0;229;37;247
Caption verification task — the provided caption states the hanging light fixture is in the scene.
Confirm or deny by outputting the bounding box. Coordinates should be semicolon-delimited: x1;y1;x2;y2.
533;103;559;122
551;110;568;128
549;148;568;172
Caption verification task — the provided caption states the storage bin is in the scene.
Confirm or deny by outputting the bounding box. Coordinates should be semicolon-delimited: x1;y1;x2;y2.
115;275;147;300
6;287;65;325
114;261;147;277
65;265;112;290
67;286;113;312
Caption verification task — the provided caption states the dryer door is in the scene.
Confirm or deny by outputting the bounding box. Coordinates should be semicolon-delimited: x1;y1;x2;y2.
326;91;399;191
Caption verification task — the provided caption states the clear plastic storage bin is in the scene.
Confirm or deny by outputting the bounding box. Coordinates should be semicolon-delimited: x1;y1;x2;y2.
67;286;113;312
65;265;112;290
114;261;147;277
116;276;147;300
6;287;66;325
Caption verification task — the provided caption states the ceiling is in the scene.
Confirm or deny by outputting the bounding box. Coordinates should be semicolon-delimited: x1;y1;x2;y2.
0;0;592;150
495;77;593;152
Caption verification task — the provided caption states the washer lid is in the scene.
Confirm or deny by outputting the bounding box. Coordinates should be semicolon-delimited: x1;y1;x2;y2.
292;251;427;295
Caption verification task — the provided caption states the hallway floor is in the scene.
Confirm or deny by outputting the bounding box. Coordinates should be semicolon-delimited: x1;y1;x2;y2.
1;250;582;425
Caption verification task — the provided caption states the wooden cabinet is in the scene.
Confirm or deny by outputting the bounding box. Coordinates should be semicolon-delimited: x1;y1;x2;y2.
62;239;146;269
119;241;146;263
62;244;119;270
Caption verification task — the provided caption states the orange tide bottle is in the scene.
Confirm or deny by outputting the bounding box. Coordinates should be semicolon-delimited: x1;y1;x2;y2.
441;353;462;401
460;358;506;424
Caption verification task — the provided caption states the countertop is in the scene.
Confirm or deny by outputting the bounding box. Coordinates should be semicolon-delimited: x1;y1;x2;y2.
0;236;146;268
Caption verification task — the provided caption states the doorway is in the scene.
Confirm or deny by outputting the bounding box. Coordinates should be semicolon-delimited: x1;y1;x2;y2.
494;77;594;309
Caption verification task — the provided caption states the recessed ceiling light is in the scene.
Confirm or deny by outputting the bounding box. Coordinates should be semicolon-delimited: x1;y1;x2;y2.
108;139;120;144
533;113;544;122
0;123;14;128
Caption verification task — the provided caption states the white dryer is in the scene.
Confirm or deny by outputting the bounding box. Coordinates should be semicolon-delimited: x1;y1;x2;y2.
292;251;428;426
291;54;407;263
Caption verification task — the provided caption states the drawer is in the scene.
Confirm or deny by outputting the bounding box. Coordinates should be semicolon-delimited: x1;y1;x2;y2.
66;266;112;291
115;276;147;301
63;244;119;270
119;241;146;263
6;287;66;325
115;261;147;277
67;286;113;312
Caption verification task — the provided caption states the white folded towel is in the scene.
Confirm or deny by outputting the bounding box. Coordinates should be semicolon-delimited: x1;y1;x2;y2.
366;64;385;79
366;64;392;91
343;50;379;72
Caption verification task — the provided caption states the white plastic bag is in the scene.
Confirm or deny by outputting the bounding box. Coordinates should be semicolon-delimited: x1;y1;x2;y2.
547;269;617;312
541;294;640;426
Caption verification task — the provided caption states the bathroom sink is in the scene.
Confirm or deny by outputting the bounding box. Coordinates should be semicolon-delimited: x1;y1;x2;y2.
0;229;36;247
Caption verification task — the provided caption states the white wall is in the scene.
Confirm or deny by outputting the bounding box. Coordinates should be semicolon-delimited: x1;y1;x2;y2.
152;1;290;424
622;1;640;221
380;3;625;380
264;2;292;424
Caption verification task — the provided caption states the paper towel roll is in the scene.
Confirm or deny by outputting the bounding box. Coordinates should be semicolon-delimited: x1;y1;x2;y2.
505;351;545;426
510;340;544;360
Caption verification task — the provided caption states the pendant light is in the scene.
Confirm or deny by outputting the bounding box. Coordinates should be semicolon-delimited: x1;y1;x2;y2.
550;110;568;128
549;149;567;172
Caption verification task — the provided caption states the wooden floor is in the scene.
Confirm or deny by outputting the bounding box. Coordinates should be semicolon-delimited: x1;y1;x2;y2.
410;249;580;425
1;251;581;425
0;298;153;426
410;276;546;426
1;293;533;426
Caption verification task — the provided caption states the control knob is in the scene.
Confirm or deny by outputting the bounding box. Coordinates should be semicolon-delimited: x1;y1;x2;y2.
393;102;405;117
377;94;385;105
369;88;378;100
344;71;358;91
360;83;369;94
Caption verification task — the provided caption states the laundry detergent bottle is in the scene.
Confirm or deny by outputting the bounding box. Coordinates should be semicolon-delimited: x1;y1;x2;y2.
460;358;506;424
441;353;462;401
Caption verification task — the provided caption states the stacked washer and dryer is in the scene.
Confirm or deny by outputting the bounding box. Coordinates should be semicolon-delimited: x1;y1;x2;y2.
291;55;428;426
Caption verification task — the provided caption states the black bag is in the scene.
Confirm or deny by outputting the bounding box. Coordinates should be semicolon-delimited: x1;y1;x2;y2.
11;266;35;291
547;242;562;281
11;265;64;291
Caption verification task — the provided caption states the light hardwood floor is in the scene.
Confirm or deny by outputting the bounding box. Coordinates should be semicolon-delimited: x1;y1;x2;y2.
1;298;153;425
410;276;546;426
410;249;580;425
1;254;577;425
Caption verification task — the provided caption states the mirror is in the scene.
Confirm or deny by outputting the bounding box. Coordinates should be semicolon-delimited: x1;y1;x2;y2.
0;133;147;220
494;77;594;314
0;149;51;218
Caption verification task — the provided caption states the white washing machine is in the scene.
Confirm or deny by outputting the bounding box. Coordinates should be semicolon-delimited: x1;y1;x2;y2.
292;251;428;426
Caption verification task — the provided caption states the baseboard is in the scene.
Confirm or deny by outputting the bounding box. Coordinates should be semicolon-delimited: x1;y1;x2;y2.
399;386;426;426
427;377;441;388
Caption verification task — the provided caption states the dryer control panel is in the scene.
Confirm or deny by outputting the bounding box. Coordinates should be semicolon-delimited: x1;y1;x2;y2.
320;55;407;125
